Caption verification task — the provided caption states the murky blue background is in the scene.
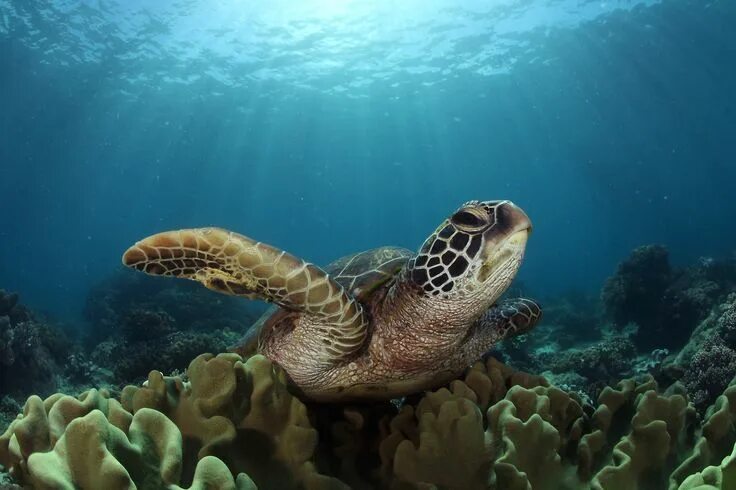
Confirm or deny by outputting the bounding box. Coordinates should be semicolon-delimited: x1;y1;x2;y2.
1;0;734;321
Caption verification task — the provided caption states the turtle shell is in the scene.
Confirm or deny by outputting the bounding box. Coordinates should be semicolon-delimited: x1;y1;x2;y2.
326;246;414;301
231;246;413;356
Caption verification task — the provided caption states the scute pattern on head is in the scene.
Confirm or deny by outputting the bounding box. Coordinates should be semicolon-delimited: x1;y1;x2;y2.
408;201;510;298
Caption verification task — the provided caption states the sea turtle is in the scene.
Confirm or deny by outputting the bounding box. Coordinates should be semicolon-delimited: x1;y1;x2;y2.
122;200;541;401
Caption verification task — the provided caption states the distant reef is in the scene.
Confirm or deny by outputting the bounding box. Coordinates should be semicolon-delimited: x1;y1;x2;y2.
0;271;263;431
0;289;77;402
1;247;736;489
497;246;736;412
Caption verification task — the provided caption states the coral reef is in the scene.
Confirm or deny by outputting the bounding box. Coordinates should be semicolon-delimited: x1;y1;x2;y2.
120;308;176;342
78;271;263;385
108;329;241;382
539;335;638;398
2;245;736;489
672;297;736;412
682;337;736;412
0;398;21;438
0;290;74;397
497;301;640;399
3;352;736;490
602;246;736;352
601;245;672;338
542;336;636;381
495;247;735;406
719;299;736;344
84;270;263;346
0;354;344;489
540;293;604;347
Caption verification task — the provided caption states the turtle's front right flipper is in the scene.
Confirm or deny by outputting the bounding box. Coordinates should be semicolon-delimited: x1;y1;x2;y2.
122;228;368;362
461;298;542;363
483;298;542;340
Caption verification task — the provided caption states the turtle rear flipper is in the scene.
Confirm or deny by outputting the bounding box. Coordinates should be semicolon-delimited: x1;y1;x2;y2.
122;228;367;362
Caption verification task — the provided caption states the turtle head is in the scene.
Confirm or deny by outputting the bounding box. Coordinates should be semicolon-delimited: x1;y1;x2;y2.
407;200;531;308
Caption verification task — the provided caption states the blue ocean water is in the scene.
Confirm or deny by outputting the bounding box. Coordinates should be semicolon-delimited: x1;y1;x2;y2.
0;0;734;323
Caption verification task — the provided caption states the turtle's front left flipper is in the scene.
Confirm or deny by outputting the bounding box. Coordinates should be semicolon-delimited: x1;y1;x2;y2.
122;228;368;362
462;298;542;362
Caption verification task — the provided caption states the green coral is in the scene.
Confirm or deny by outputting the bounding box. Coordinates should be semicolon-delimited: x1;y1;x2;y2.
379;360;736;490
120;353;342;489
4;354;736;489
394;395;490;489
0;354;341;489
679;444;736;490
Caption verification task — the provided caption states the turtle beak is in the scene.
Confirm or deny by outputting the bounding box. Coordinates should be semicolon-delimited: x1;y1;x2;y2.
499;202;532;251
482;201;532;250
504;201;532;237
477;202;531;283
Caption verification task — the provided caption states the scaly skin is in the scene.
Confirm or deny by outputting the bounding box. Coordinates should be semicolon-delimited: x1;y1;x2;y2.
262;278;541;402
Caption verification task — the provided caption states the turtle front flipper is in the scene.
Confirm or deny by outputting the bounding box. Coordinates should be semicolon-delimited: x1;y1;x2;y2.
482;298;541;340
122;228;368;362
461;298;542;362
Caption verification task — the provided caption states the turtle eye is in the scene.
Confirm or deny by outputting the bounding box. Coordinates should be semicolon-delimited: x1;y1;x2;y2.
451;209;487;231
